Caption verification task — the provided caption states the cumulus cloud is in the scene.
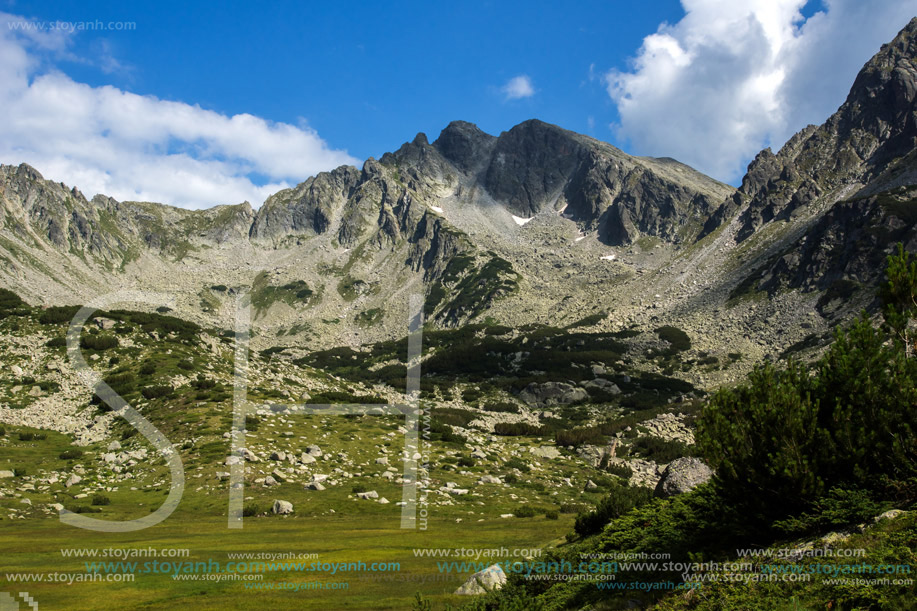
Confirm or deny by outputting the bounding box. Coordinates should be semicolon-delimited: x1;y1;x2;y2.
501;75;535;100
605;0;917;182
0;12;359;209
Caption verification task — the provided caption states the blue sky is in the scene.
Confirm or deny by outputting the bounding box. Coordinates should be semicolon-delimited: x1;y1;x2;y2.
1;0;916;208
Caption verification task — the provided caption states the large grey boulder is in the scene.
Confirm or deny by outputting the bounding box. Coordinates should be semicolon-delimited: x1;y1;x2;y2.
455;564;507;595
272;500;293;514
529;446;560;459
519;382;588;407
654;457;713;498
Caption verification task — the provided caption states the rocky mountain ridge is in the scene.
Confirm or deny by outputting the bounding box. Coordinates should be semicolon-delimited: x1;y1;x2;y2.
2;18;917;389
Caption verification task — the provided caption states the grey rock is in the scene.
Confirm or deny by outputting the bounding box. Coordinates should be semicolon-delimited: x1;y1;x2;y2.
272;500;293;515
455;564;507;595
874;509;906;523
529;446;560;459
519;382;588;407
654;457;713;498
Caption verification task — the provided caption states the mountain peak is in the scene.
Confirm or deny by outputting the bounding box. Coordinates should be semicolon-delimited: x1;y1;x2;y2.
432;120;496;173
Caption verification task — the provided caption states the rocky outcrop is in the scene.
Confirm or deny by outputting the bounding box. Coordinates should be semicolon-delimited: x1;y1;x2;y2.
250;165;361;239
433;121;497;174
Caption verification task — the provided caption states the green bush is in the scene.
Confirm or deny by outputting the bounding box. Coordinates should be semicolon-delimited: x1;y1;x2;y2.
628;437;694;463
773;487;886;536
494;422;544;436
242;503;260;517
45;337;67;348
458;456;476;468
483;401;520;413
38;306;80;325
91;494;111;506
605;462;633;480
545;510;559;520
504;458;530;473
139;362;157;376
352;485;368;494
59;449;83;460
0;288;24;311
574;484;654;536
141;385;173;400
515;505;537;518
80;335;119;351
102;372;136;396
17;432;45;441
555;427;604;447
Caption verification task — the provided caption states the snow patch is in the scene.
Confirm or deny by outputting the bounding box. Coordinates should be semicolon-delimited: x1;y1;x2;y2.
575;236;586;242
600;254;616;261
430;206;444;213
512;215;533;226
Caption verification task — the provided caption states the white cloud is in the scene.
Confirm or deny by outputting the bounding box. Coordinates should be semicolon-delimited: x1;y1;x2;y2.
0;12;359;209
605;0;917;182
501;75;535;100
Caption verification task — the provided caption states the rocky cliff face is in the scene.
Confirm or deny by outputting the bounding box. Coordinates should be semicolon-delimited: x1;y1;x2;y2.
703;18;917;244
435;119;733;246
710;18;917;313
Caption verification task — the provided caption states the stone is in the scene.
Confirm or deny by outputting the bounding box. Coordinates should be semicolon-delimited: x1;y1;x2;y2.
305;445;323;457
478;475;501;484
270;451;287;462
874;509;905;523
654;457;713;498
375;457;389;465
519;382;588;407
225;456;242;466
455;564;507;595
356;491;379;500
95;317;116;330
300;453;316;464
529;446;560;459
263;476;279;487
241;448;260;462
271;469;286;482
272;500;293;515
107;441;121;451
306;482;325;491
0;471;14;479
28;386;43;397
11;365;23;376
65;474;82;488
584;479;598;491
